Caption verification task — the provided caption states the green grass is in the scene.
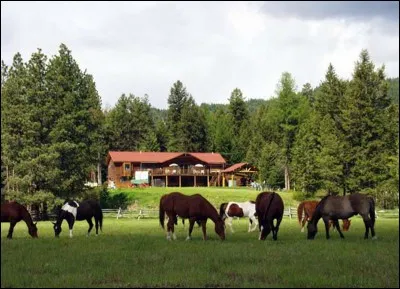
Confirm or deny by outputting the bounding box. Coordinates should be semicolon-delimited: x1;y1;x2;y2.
109;187;296;209
2;216;399;288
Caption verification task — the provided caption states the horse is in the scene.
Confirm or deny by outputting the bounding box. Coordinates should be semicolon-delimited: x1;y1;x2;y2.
307;193;376;240
329;218;351;232
297;200;352;232
1;201;38;239
219;201;258;233
52;199;103;238
255;192;284;241
159;192;225;241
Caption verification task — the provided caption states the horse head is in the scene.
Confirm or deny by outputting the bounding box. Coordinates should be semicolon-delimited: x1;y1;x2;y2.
215;218;226;241
342;219;351;232
29;222;38;238
307;220;317;240
52;221;62;237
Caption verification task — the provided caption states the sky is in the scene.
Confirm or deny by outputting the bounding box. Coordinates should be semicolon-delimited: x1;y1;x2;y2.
1;1;399;110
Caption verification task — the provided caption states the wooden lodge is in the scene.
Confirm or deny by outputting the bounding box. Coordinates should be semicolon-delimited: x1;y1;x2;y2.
221;162;259;187
106;151;227;188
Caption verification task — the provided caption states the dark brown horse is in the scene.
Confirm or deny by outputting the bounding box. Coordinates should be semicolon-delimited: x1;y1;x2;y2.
307;193;376;240
297;200;351;232
255;192;284;241
159;192;225;241
1;201;38;239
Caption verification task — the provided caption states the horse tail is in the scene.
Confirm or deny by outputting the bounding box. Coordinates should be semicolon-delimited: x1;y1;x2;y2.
159;197;165;229
262;192;276;224
368;196;376;226
297;201;305;225
219;203;228;219
99;207;103;232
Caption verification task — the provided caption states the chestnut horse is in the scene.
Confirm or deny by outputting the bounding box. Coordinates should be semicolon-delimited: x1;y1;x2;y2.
159;192;225;241
297;200;351;232
307;193;376;240
255;192;284;241
1;201;38;239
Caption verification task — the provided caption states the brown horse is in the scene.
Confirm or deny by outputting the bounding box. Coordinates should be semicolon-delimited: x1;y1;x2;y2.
1;201;38;239
159;192;225;241
255;192;284;241
307;193;376;240
297;200;351;232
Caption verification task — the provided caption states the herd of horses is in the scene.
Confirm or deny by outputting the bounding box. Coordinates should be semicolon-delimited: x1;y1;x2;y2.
1;191;377;241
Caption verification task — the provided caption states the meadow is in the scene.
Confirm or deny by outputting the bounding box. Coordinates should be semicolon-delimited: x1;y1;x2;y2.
1;188;399;288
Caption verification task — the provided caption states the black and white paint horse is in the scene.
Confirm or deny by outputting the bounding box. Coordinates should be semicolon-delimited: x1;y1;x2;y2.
52;199;103;238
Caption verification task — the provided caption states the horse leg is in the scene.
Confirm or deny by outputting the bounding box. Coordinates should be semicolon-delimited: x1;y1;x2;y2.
68;218;75;238
186;218;196;241
272;216;283;241
200;220;207;241
86;218;94;237
301;213;308;232
250;216;258;232
94;217;99;236
166;214;175;241
227;217;234;233
322;216;330;239
7;220;17;239
361;214;371;239
333;219;344;239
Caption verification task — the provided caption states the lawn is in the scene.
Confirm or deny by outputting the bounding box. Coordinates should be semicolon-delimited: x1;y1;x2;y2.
1;215;399;288
107;187;297;210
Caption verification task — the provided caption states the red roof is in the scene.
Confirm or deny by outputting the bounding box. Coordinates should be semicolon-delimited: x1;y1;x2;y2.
221;163;249;173
107;151;226;164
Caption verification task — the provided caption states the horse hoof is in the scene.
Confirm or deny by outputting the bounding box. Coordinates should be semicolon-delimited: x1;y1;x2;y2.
185;237;191;241
372;236;378;240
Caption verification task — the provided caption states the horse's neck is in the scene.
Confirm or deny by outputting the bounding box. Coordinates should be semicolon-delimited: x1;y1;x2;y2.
311;207;322;224
206;205;220;224
21;208;35;228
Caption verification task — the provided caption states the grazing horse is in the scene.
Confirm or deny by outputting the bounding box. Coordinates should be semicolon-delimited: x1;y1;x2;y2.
329;219;351;232
159;192;225;241
297;200;352;232
219;201;258;233
307;193;376;240
255;192;284;241
1;201;38;239
52;199;103;238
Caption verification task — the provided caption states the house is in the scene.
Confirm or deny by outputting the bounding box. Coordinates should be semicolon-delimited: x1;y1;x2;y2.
106;151;227;188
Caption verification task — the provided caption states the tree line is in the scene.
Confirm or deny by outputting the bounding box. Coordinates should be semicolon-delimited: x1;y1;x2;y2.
1;44;399;215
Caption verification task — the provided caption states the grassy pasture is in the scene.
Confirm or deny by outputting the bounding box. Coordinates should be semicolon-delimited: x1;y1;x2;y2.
1;215;399;288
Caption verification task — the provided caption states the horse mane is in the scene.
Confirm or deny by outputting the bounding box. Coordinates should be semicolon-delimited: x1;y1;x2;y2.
219;203;228;218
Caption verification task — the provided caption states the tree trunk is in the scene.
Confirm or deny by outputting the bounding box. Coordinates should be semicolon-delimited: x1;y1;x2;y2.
97;152;102;185
284;165;291;191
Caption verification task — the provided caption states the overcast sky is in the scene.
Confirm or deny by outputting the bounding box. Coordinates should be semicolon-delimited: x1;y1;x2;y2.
1;1;399;109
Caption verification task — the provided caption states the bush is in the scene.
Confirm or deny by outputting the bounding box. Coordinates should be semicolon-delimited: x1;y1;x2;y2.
292;190;315;202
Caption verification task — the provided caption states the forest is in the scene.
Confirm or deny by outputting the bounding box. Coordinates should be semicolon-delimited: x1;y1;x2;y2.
1;44;399;213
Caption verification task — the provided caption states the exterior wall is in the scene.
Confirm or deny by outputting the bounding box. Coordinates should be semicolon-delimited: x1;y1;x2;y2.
107;155;226;188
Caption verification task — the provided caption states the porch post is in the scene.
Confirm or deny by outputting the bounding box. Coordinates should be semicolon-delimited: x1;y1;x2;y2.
194;176;196;187
166;175;168;187
179;175;181;187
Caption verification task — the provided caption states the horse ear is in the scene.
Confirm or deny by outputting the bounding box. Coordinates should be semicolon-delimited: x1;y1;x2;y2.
34;222;37;226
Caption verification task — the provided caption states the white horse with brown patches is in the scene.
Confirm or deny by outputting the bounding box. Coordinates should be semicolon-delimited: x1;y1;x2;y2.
219;201;258;233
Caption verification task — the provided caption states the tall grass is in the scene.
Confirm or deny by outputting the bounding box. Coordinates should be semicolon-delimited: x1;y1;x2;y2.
1;217;398;288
